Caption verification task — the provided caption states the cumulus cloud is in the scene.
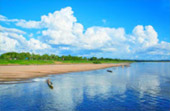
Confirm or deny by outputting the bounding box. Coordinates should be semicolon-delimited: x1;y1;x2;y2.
130;25;158;48
146;41;170;56
0;25;25;34
16;20;41;29
14;7;81;45
40;7;82;46
27;38;50;50
82;27;126;50
0;32;19;52
0;25;50;53
0;7;170;59
0;25;26;52
0;15;19;22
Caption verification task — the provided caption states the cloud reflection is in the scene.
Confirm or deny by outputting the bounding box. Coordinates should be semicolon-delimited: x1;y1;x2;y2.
48;70;129;111
1;63;170;111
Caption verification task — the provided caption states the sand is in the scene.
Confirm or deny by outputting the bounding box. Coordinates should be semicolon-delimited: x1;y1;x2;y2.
0;63;129;82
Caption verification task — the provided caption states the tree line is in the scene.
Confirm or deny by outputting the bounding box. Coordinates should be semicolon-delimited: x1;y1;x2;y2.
0;52;125;61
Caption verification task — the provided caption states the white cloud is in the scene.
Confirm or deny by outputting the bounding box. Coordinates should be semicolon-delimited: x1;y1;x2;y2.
147;41;170;56
0;32;19;52
130;25;158;48
72;23;84;37
15;7;80;46
15;7;77;30
27;38;51;50
42;29;77;45
159;41;170;50
0;15;19;22
82;27;112;49
0;25;50;53
0;7;170;59
16;20;41;29
80;27;129;57
0;25;27;52
41;7;77;30
101;47;117;52
0;25;25;34
59;47;70;50
40;7;81;46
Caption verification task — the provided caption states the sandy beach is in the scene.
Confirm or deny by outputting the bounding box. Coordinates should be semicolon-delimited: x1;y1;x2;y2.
0;63;129;82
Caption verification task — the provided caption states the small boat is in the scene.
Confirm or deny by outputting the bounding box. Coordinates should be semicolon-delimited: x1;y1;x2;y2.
46;79;53;89
124;64;130;67
107;70;112;73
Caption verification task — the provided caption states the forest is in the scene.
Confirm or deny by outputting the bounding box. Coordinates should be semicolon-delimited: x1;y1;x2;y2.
0;52;134;65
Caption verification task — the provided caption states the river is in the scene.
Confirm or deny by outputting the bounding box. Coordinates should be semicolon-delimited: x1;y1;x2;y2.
0;62;170;111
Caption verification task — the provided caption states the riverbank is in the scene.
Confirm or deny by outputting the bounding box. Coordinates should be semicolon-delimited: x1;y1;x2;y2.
0;63;129;82
0;59;133;65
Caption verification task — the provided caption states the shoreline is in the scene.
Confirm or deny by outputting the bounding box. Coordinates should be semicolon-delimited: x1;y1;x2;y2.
0;63;129;82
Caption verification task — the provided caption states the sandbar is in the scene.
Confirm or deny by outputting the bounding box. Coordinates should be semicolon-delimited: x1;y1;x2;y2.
0;63;129;82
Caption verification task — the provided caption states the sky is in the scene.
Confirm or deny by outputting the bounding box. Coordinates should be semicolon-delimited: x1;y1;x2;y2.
0;0;170;60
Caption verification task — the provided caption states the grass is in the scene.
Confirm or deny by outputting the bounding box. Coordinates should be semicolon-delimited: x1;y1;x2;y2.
0;59;134;65
0;60;55;65
61;60;93;64
100;60;134;63
59;60;133;64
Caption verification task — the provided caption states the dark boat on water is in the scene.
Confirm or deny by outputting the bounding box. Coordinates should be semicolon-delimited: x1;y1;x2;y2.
46;79;53;89
107;70;112;73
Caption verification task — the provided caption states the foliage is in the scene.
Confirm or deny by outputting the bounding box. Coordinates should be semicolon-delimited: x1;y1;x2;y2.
93;61;101;64
0;52;134;65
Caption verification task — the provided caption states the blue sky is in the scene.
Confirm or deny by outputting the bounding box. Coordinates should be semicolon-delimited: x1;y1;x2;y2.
0;0;170;59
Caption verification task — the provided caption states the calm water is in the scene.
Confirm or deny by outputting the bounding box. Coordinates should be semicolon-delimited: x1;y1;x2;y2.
0;63;170;111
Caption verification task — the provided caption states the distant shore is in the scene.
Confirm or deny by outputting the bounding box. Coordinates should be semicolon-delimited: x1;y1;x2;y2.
0;63;129;82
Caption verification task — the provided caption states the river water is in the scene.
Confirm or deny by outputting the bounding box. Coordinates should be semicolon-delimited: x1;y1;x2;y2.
0;62;170;111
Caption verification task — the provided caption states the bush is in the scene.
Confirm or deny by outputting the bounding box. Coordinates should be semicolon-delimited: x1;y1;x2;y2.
93;61;101;64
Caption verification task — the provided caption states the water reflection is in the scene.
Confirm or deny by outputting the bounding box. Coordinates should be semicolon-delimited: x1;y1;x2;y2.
0;63;170;111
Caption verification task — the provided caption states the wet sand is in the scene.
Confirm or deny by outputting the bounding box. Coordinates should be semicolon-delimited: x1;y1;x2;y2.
0;63;129;82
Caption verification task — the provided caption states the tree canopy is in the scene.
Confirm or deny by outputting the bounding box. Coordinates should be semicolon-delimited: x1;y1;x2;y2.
0;52;124;61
